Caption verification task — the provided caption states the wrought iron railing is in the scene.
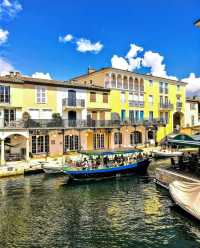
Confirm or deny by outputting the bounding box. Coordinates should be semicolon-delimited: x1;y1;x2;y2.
2;118;168;129
129;101;144;107
159;103;173;109
62;98;85;107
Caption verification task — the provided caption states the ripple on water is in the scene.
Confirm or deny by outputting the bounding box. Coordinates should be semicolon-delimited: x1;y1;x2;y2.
0;173;199;248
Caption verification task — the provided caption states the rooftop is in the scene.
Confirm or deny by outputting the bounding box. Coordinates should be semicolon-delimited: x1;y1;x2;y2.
0;72;110;92
70;67;187;85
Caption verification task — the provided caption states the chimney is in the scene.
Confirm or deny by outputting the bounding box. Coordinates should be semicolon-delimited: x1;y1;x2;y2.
9;71;15;77
15;71;21;78
88;67;96;74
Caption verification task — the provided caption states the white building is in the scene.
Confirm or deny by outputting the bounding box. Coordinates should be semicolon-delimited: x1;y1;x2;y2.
185;98;200;127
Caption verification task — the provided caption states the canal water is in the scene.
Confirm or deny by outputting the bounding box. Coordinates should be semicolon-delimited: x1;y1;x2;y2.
0;162;200;248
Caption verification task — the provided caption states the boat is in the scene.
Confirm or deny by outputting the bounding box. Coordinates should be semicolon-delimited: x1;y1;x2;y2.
42;161;64;174
152;150;183;159
169;180;200;221
63;149;151;181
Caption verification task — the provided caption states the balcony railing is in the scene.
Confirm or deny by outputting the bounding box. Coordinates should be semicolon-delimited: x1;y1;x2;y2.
176;102;182;109
129;101;144;107
159;103;173;110
2;118;168;129
62;98;85;108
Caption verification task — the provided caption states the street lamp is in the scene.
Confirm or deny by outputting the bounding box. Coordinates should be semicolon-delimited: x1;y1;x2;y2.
194;19;200;28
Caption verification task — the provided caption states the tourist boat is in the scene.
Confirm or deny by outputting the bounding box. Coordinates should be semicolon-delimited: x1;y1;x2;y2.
152;150;183;159
63;150;151;181
169;180;200;221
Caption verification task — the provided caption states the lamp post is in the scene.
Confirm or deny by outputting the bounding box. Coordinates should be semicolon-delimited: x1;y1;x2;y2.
194;19;200;28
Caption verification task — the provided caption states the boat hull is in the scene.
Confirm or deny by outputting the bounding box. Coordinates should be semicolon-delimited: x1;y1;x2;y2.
64;159;150;181
169;180;200;221
42;165;64;174
152;151;182;159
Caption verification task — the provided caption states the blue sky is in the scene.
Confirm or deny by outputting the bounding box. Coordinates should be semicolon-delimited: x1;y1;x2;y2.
0;0;200;92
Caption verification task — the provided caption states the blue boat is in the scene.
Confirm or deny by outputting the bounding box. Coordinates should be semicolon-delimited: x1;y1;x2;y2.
63;149;151;181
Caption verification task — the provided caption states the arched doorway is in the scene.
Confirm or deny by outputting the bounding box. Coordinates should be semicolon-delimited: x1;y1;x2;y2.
68;111;77;127
2;134;29;162
173;112;184;132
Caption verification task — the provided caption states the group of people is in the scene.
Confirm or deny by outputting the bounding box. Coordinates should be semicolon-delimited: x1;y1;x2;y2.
69;152;146;170
171;152;200;174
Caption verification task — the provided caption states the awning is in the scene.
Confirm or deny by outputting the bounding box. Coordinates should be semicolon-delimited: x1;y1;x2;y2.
167;134;200;147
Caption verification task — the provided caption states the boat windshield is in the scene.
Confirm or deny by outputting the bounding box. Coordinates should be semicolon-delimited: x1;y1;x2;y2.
65;151;147;170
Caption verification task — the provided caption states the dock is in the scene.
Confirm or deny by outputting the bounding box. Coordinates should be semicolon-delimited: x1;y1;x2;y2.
0;161;44;178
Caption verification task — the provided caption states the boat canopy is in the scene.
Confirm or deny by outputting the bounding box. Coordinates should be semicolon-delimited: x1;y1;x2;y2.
167;134;200;148
80;149;143;157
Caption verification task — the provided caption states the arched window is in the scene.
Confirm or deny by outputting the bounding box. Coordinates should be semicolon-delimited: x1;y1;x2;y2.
117;75;122;89
140;78;144;91
129;77;133;90
104;74;110;88
111;73;116;88
134;78;139;91
130;131;142;145
123;76;128;89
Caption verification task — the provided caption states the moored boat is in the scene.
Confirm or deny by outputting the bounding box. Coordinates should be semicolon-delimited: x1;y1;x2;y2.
42;161;64;174
152;150;183;159
63;149;151;181
169;180;200;221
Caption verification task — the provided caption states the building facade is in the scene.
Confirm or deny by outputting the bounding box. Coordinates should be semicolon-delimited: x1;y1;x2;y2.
185;98;200;127
0;69;187;165
71;67;187;143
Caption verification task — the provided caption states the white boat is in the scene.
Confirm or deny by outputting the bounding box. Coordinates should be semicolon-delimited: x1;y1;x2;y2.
152;150;183;158
42;161;64;174
169;180;200;221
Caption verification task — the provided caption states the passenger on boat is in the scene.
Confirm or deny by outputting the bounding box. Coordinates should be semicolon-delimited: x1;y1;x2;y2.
103;156;109;167
96;156;101;167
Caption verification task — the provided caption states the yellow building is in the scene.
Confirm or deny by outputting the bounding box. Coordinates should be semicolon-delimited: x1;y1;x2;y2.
71;67;187;144
0;72;112;164
0;68;187;165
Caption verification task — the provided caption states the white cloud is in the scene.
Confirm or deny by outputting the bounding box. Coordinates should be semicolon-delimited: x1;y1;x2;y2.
112;43;143;71
76;38;103;53
111;55;129;70
59;34;73;43
0;28;9;45
126;44;143;60
142;51;166;77
32;72;52;80
0;0;22;18
111;43;178;80
182;73;200;95
59;33;104;54
0;57;14;75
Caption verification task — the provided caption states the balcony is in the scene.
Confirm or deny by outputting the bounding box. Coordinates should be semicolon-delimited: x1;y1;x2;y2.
1;117;168;130
129;101;144;107
62;98;85;108
176;102;182;110
159;103;173;110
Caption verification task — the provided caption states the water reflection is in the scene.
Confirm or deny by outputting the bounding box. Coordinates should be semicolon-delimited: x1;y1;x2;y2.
0;173;199;248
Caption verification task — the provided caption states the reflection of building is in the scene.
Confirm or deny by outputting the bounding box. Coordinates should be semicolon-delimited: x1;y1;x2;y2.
185;97;200;127
0;68;187;165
